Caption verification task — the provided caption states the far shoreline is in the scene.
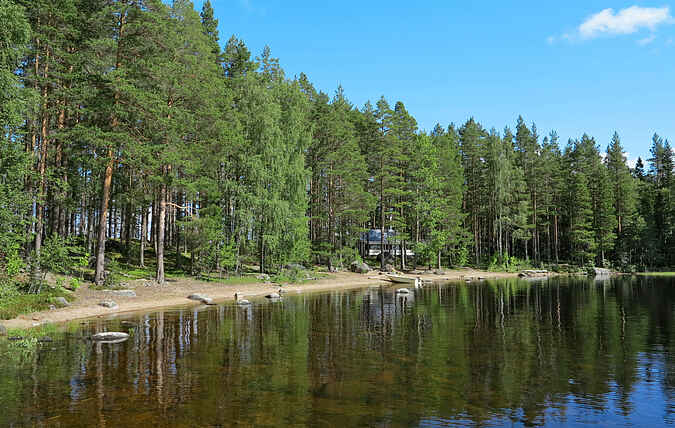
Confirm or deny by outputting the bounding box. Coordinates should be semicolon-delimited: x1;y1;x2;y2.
1;268;524;331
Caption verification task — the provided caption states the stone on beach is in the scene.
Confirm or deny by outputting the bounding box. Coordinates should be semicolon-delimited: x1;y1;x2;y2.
54;297;70;307
99;300;118;309
110;290;137;297
187;294;215;305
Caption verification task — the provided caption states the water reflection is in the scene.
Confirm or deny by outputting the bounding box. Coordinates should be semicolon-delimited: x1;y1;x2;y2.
1;276;674;426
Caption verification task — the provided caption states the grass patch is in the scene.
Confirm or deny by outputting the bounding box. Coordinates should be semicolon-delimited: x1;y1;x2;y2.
0;289;74;320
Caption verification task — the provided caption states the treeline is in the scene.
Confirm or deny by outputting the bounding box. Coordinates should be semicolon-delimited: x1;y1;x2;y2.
0;0;673;288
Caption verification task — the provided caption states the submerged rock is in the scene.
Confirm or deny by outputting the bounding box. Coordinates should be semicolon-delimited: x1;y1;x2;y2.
91;332;129;341
235;292;251;306
99;300;118;309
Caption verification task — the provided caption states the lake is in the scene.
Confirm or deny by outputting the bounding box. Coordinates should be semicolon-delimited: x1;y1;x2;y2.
1;275;674;427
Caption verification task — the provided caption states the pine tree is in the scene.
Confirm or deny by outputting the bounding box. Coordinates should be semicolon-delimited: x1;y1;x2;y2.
605;132;638;265
563;138;596;265
459;118;487;264
0;0;31;261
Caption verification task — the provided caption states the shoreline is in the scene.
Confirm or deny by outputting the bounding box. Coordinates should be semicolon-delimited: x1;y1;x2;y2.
1;269;523;330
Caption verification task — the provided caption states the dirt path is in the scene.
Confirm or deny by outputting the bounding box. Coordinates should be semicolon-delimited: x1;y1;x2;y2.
1;268;520;330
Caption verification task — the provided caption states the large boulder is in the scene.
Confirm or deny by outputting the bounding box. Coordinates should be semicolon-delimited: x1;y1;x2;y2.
54;297;70;307
350;261;371;274
284;263;306;271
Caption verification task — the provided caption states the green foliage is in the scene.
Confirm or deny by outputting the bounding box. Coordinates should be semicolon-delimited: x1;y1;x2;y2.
0;288;72;319
0;0;671;303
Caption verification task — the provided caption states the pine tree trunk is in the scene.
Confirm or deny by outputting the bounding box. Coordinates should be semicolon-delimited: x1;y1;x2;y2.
140;206;147;267
156;173;167;284
35;47;51;255
95;155;114;285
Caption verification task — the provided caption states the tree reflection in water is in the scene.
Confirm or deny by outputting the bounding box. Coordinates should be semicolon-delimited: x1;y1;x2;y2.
0;276;674;427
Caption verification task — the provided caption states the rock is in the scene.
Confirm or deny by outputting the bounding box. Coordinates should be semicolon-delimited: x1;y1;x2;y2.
384;264;395;273
49;305;57;310
37;336;53;343
8;336;23;341
187;294;214;305
350;261;371;274
266;292;281;299
99;300;118;309
433;269;446;275
237;299;251;306
256;274;270;281
594;267;611;276
54;297;70;307
519;270;549;278
396;288;411;294
284;263;306;270
91;332;129;341
110;290;137;298
0;324;6;336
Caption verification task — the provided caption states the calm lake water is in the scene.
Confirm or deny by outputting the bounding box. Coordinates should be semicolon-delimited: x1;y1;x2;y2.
1;276;675;427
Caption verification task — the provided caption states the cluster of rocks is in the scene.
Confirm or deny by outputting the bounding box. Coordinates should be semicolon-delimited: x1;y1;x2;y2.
518;270;550;278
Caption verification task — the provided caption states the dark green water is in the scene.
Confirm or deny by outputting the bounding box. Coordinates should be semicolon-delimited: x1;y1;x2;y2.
1;276;675;427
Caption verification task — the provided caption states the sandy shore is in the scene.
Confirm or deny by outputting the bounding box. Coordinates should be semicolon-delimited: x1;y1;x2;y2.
1;268;520;330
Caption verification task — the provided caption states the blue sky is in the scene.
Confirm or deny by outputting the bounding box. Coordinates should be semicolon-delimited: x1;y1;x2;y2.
195;1;675;163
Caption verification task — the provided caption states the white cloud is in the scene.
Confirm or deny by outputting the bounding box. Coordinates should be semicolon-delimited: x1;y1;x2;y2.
637;34;657;45
625;153;638;169
579;6;671;39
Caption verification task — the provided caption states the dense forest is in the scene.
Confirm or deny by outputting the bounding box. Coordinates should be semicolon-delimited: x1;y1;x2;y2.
0;0;673;290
